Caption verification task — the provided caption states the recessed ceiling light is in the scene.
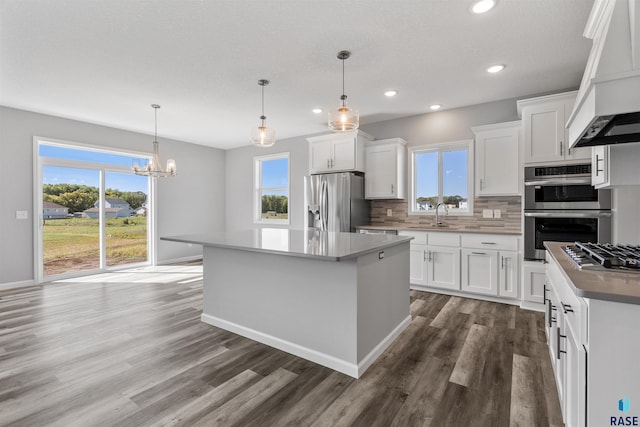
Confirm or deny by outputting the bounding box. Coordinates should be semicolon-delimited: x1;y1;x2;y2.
384;90;398;97
312;108;323;114
471;0;496;14
430;104;442;111
487;64;505;73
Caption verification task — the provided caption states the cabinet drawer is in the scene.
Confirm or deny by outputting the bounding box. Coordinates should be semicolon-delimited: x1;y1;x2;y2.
427;232;460;247
461;234;519;251
398;230;427;245
546;256;587;346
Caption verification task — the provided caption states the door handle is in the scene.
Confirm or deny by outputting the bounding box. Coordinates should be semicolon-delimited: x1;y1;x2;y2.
428;250;432;262
561;302;574;314
595;154;604;176
424;250;427;262
557;327;567;359
560;140;563;156
327;159;330;168
501;256;505;269
480;179;484;190
391;184;394;194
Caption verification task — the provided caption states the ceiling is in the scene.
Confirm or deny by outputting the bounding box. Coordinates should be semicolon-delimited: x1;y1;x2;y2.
0;0;594;150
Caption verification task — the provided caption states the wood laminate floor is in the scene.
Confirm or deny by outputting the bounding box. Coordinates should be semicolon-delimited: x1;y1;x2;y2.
0;264;563;427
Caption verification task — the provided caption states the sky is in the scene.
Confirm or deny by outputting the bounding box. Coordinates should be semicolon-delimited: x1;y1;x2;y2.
40;145;149;193
261;157;288;190
415;149;467;199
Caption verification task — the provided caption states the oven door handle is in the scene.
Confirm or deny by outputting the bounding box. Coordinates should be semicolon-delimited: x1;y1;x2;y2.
524;210;612;218
524;177;592;186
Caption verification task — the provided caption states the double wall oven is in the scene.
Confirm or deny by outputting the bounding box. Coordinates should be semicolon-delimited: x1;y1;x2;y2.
524;164;612;260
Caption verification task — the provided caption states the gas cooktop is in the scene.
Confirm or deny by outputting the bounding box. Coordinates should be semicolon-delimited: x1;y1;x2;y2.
563;242;640;272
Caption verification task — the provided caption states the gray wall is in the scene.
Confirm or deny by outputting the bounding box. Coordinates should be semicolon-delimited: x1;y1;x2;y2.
225;135;310;231
0;106;225;285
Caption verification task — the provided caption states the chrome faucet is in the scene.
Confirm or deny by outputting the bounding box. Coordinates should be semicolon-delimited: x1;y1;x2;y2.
435;202;448;226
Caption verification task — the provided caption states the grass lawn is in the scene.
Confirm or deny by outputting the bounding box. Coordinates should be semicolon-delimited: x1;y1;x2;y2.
43;216;147;275
261;213;288;220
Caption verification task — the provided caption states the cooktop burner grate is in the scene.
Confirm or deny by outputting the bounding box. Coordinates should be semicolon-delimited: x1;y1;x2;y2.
563;242;640;271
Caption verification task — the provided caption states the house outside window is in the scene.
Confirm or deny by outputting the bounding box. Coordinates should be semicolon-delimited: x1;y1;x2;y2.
408;140;474;215
254;153;289;224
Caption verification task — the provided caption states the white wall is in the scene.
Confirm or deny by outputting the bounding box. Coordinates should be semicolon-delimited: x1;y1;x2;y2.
612;187;640;244
0;106;225;285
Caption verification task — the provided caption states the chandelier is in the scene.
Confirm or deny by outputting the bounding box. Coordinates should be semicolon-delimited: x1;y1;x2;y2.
133;104;176;177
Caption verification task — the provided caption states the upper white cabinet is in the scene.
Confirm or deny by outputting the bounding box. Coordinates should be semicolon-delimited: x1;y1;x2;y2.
307;130;372;174
364;138;407;199
591;142;640;189
517;91;591;164
472;121;521;196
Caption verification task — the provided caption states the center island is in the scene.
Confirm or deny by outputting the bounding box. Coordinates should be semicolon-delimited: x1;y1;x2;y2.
162;228;413;378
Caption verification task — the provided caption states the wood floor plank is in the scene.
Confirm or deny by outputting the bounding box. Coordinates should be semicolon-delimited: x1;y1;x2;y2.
0;264;563;426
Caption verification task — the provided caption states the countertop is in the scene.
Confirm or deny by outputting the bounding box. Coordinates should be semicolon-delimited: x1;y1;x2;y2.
356;224;522;236
162;228;413;261
545;241;640;305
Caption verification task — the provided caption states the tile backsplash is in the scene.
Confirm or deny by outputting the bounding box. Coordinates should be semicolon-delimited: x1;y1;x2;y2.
370;196;522;233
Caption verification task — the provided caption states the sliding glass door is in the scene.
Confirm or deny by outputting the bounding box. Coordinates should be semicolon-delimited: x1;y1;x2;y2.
37;140;151;281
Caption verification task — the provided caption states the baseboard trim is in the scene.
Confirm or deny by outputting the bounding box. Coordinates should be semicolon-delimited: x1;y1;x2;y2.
201;313;410;379
410;284;521;306
0;279;37;291
520;300;545;312
158;255;203;265
357;315;411;376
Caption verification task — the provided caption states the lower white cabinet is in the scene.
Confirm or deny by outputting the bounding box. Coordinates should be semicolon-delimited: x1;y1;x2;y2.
522;260;546;305
401;231;520;301
408;244;460;290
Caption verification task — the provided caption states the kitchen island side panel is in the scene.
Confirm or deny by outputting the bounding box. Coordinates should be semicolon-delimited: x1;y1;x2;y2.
202;245;359;364
356;242;411;361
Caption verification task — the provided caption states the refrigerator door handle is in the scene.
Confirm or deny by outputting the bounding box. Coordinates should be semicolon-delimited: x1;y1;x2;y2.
321;179;329;231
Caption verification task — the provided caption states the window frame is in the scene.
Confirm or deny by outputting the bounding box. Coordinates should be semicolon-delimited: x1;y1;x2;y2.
408;140;474;216
253;152;290;225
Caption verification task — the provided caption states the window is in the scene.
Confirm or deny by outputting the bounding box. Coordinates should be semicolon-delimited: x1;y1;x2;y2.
409;140;474;215
254;153;289;224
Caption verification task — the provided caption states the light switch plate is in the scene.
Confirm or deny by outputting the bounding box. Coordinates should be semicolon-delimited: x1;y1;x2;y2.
493;209;501;219
16;210;28;220
482;209;493;219
386;209;392;217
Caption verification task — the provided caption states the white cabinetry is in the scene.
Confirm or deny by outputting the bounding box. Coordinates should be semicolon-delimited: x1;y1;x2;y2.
307;130;372;174
517;91;591;164
400;231;520;301
364;138;407;199
399;231;460;291
460;234;520;298
472;121;521;196
522;260;546;309
591;142;640;188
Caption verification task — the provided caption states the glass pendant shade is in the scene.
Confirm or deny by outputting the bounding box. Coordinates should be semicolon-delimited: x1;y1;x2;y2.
250;124;276;147
133;104;176;177
251;79;276;147
329;50;359;132
328;102;359;132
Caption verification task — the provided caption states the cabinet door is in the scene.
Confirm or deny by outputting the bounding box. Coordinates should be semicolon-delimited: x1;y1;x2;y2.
426;246;460;290
498;251;519;298
476;127;520;195
461;249;498;296
523;100;565;163
522;261;545;304
409;245;428;286
365;145;396;198
564;323;587;427
309;140;332;174
331;136;356;171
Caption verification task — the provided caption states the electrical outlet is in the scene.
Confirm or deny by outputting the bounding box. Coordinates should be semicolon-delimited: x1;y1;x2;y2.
16;210;28;220
482;209;493;219
493;209;501;219
386;209;392;217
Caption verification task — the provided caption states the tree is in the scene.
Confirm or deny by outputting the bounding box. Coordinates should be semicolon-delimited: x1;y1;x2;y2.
54;191;97;212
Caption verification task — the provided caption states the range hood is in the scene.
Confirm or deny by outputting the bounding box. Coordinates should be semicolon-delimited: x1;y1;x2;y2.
567;0;640;148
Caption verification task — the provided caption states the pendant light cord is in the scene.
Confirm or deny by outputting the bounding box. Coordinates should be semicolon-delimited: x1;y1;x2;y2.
342;56;345;97
154;107;158;141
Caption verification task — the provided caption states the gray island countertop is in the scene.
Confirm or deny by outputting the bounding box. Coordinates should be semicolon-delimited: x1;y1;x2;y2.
162;228;413;261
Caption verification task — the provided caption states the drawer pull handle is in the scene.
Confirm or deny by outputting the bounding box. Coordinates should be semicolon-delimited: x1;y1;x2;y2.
480;242;497;245
561;302;574;314
471;252;486;255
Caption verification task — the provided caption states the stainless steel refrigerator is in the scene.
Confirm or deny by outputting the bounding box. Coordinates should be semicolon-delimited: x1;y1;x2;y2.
304;172;370;232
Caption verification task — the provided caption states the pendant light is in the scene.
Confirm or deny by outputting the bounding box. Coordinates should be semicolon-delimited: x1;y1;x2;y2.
132;104;176;177
328;50;359;132
250;79;276;147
